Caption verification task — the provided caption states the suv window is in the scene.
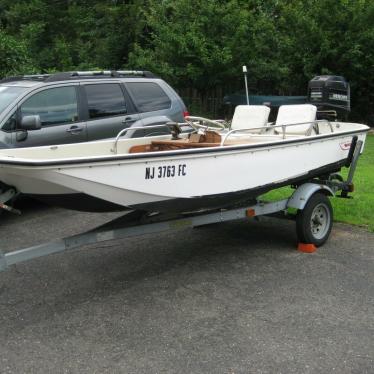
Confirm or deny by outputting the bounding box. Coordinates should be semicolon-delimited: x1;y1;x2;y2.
20;86;78;127
84;84;127;119
127;82;171;112
2;112;17;132
0;86;27;113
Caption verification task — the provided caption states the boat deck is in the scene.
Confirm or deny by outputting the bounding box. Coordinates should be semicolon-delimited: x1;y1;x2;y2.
128;133;302;153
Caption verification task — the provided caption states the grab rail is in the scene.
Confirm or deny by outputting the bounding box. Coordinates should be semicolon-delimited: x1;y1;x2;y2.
220;120;333;146
111;120;334;153
111;125;171;154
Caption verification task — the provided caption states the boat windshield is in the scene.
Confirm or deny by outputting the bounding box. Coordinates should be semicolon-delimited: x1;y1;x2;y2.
0;86;26;113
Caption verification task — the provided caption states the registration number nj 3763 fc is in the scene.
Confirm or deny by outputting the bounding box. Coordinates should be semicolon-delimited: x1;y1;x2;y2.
145;164;187;180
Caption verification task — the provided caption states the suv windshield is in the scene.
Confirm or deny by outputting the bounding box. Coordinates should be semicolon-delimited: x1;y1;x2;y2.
0;86;27;113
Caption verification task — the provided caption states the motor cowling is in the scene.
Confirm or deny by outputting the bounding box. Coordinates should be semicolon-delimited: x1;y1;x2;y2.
307;75;350;120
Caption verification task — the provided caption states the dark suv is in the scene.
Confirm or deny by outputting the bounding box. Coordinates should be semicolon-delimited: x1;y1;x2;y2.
0;70;188;148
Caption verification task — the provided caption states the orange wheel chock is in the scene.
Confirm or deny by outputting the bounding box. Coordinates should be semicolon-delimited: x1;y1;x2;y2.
246;208;256;217
297;243;317;253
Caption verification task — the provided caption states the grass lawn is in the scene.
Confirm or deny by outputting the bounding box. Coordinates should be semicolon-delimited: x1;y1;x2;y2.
263;134;374;232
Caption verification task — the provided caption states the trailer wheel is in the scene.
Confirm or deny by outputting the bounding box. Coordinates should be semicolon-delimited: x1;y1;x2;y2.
296;192;333;246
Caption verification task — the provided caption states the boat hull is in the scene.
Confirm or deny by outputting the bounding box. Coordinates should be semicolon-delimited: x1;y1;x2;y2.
0;130;367;213
28;158;346;213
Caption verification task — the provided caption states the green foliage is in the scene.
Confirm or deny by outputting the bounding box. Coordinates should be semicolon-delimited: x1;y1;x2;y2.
274;0;374;121
0;29;36;77
128;0;281;91
129;0;374;121
0;0;373;123
1;0;147;71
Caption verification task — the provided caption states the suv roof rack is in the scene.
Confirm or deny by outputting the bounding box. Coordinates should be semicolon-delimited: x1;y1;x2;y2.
0;70;157;84
0;74;52;83
46;70;158;81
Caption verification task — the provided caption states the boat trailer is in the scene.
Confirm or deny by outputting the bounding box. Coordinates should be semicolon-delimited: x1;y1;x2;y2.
0;139;363;273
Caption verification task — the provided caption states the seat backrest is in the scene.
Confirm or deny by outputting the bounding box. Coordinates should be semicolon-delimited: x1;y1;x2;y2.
275;104;317;134
231;105;270;132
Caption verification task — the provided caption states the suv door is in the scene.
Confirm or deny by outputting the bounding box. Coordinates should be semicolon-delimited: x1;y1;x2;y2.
81;82;142;140
15;85;86;147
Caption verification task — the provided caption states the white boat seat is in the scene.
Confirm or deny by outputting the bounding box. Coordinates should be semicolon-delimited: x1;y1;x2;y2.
231;105;271;133
275;104;317;135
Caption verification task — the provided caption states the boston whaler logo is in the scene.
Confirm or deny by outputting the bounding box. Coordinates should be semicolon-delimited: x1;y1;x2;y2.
340;141;351;150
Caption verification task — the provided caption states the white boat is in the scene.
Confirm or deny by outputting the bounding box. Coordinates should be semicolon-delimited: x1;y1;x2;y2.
0;104;369;213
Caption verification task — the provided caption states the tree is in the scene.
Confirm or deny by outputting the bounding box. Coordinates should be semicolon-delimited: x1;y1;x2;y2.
1;0;147;71
0;0;372;122
0;29;36;78
128;0;257;90
274;0;374;121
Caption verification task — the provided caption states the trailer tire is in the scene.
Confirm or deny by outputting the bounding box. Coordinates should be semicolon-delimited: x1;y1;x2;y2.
296;192;333;246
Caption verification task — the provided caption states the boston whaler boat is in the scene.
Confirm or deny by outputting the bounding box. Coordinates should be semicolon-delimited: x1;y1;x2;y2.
0;72;370;272
0;107;368;211
0;109;369;211
0;105;369;209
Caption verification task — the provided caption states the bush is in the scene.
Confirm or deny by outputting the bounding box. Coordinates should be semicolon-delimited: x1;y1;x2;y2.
0;29;36;78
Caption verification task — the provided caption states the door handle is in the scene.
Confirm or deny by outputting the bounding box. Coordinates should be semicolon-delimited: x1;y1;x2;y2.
66;125;83;134
122;117;135;124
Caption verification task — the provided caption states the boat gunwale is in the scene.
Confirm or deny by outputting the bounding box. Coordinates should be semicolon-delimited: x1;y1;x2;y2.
0;127;369;167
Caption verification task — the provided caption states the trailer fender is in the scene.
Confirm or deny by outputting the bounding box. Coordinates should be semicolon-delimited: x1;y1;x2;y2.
287;183;334;210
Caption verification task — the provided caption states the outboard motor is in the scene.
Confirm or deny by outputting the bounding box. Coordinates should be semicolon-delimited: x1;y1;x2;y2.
307;75;350;120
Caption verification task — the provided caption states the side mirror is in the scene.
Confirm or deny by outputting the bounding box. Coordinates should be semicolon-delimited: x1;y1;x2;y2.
20;115;42;130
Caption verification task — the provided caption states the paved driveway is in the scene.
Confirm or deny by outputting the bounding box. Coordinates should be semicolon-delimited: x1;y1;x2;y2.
0;200;373;374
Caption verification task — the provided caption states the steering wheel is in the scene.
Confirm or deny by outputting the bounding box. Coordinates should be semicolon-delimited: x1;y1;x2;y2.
184;116;226;131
